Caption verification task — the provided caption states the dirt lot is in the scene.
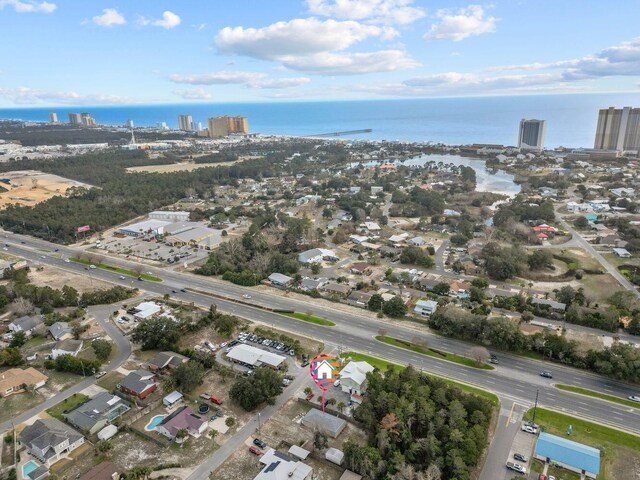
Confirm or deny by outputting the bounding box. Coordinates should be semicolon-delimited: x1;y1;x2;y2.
212;399;357;480
0;170;91;208
126;159;244;174
28;265;113;293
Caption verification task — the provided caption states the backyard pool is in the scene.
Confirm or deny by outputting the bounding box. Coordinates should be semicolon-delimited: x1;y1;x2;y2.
145;414;166;431
22;460;39;478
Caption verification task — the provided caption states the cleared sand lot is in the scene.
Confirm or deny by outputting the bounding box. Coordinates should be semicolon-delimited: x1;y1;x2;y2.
126;156;260;173
0;170;91;208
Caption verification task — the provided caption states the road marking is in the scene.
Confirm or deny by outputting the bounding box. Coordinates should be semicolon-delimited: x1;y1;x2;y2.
506;401;516;427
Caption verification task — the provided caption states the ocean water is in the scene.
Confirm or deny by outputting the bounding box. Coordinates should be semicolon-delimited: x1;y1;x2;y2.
2;93;640;148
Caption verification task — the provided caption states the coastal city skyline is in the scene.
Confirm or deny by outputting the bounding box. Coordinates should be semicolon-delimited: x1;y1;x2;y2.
1;0;640;106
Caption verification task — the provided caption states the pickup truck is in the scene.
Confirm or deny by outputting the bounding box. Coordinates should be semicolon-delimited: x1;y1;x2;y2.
199;393;223;405
506;462;527;474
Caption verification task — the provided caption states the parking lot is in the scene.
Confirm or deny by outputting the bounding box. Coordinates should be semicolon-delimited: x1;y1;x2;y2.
91;235;210;266
506;424;538;477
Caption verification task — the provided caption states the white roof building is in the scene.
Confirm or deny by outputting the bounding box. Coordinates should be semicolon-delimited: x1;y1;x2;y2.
226;344;286;369
256;449;313;480
133;302;162;320
339;360;374;396
118;219;170;237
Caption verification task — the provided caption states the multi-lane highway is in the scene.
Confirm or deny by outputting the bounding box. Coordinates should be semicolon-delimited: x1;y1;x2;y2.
2;231;640;437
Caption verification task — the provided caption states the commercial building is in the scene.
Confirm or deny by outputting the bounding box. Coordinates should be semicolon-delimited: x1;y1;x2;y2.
149;210;190;222
339;360;374;396
20;419;85;467
63;392;130;434
164;226;219;249
49;112;58;124
594;106;640;151
0;367;48;397
131;301;163;320
207;116;249;137
518;119;546;151
226;344;286;369
117;219;170;237
535;432;600;478
178;115;194;131
68;113;83;125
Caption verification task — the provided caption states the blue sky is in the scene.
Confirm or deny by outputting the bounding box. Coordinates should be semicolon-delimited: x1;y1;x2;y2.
1;0;639;106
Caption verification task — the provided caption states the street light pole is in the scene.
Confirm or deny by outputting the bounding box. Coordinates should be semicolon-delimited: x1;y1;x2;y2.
532;388;539;424
257;412;261;433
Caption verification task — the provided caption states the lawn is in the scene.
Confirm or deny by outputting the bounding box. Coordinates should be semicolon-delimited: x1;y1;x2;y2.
280;312;336;327
555;384;640;409
523;407;640;479
340;351;499;406
375;335;494;370
0;391;45;424
96;371;125;392
46;393;89;420
69;257;162;282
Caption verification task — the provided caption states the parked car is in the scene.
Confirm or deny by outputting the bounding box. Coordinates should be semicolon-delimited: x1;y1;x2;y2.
95;371;107;379
628;395;640;402
540;371;553;379
253;438;267;449
210;396;223;405
89;264;96;269
538;475;546;480
180;288;186;292
513;453;528;462
305;393;314;401
119;276;126;280
506;462;527;474
249;446;262;455
241;294;252;299
334;379;341;387
301;361;309;368
489;357;499;364
521;424;537;434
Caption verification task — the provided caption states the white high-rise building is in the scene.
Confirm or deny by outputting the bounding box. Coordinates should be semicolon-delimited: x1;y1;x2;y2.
518;119;546;151
178;114;193;131
49;112;58;124
594;107;640;152
126;119;134;128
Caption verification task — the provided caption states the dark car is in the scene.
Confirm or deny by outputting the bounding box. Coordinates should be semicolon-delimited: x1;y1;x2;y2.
540;371;553;379
138;277;143;281
172;290;177;293
253;438;267;449
514;453;529;462
180;288;186;292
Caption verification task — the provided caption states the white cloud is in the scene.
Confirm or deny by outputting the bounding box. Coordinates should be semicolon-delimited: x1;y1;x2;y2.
92;8;125;27
169;71;268;85
0;87;136;105
215;18;397;59
280;50;419;75
306;0;425;25
0;0;56;13
169;70;311;89
425;5;497;42
173;88;212;100
139;10;181;29
214;18;416;75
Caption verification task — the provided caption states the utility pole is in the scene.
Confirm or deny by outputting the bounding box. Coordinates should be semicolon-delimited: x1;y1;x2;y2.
532;388;539;424
12;419;16;468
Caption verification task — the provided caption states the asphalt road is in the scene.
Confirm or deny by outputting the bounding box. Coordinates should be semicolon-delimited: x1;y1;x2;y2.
2;232;640;437
0;301;132;433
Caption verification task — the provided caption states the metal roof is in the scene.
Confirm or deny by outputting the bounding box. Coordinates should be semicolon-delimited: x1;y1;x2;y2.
535;432;600;476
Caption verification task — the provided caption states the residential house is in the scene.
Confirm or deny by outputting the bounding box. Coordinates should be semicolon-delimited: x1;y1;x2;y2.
48;322;73;341
119;370;157;399
255;448;313;480
349;234;369;245
20;419;85;467
531;297;567;312
163;391;184;408
346;291;374;308
0;367;48;397
9;315;42;335
613;247;632;258
360;221;381;232
419;274;442;291
339;360;375;396
156;406;207;442
408;236;426;246
79;461;119;480
449;280;471;299
148;351;189;372
414;300;438;317
64;392;130;434
299;277;327;291
301;409;346;438
388;233;408;245
322;283;352;297
132;302;163;320
297;248;338;264
349;262;371;275
610;187;634;197
51;339;83;359
267;272;294;287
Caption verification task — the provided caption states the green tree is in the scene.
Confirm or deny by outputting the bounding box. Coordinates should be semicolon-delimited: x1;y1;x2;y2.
131;316;182;350
0;347;23;367
367;293;384;312
310;263;322;275
313;431;329;451
9;331;27;348
574;216;589;229
225;416;236;428
432;282;451;296
527;250;553;270
170;361;206;393
382;296;408;318
91;339;112;362
230;368;283;411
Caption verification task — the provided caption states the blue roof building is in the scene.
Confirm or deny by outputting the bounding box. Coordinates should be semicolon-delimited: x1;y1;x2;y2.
535;432;601;478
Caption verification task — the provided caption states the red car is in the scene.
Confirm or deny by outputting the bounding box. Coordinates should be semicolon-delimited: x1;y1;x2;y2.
210;395;224;405
305;393;314;401
249;446;262;455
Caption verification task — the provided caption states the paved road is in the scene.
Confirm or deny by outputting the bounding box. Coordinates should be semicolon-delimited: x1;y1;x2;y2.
434;239;450;271
556;214;640;297
0;301;132;433
3;233;640;437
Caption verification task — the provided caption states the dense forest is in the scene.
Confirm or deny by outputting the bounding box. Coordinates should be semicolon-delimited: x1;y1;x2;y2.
345;366;493;480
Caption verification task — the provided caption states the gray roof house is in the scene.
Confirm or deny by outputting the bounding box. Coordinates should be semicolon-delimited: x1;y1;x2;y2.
531;297;567;311
148;351;189;372
414;300;438;317
48;322;73;341
300;278;327;291
63;392;130;434
51;339;83;359
301;409;346;438
19;418;85;467
268;272;294;286
9;315;42;334
119;370;157;399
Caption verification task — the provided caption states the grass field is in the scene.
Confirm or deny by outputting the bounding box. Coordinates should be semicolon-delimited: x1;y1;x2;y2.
46;393;89;420
523;407;640;479
70;257;162;281
340;351;499;406
96;371;125;392
281;312;335;326
375;335;494;370
555;384;639;409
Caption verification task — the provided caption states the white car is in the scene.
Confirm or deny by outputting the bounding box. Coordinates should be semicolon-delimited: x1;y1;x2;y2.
521;425;537;434
119;275;126;280
629;395;640;402
64;259;70;263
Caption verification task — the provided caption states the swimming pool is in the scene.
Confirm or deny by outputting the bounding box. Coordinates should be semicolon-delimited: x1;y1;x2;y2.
145;415;166;431
22;460;39;478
